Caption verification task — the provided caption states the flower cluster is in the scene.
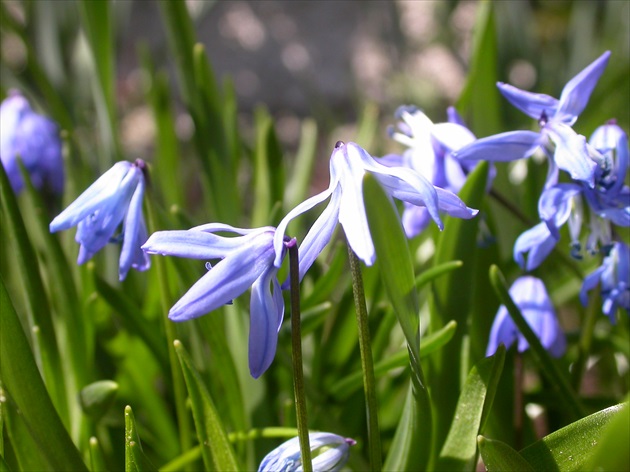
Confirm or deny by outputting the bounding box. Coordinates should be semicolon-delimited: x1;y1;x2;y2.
1;90;64;194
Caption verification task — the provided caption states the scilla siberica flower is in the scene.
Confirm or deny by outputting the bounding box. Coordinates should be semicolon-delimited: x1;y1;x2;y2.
1;90;64;194
142;225;293;378
454;51;611;188
49;160;150;281
384;105;485;237
513;122;629;270
273;141;478;279
486;276;566;358
258;432;355;472
580;241;629;323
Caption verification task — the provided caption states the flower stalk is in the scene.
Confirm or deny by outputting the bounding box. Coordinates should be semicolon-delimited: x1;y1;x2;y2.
347;245;382;471
288;242;312;472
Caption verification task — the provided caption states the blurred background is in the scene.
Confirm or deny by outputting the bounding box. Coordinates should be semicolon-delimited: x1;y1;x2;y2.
2;0;628;157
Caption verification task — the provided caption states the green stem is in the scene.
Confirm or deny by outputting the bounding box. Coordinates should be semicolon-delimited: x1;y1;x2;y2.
145;193;191;459
288;242;312;472
347;246;382;471
571;286;601;390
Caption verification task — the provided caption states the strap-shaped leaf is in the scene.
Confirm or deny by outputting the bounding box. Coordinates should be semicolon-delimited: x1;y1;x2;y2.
478;436;534;471
173;340;240;471
520;403;625;471
436;346;505;471
0;278;86;471
363;174;432;471
124;405;157;472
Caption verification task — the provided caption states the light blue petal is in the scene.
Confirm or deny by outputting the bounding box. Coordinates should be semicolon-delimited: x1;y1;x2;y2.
453;131;541;162
580;265;606;306
513;223;558;271
192;222;273;235
143;229;251;259
545;122;597;186
537;183;582;238
432;122;476;152
376;153;405;167
274;188;333;267
295;185;342;282
49;162;132;232
497;82;559;120
169;234;275;321
556;51;611;123
249;266;284;378
434;187;479;219
402;204;431;238
119;177;150;280
486;307;517;356
447;106;466;126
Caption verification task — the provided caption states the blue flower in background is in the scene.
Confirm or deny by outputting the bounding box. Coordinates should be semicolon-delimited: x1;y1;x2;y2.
273;141;478;279
454;51;611;187
486;276;566;358
580;241;629;323
384;105;486;237
50;159;150;280
1;90;64;194
258;432;355;472
513;122;629;271
143;224;292;378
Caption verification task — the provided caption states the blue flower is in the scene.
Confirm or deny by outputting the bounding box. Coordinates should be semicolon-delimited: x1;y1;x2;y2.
273;141;478;279
142;224;292;378
1;90;64;194
258;432;356;472
49;160;150;280
580;241;629;323
384;106;487;237
454;51;611;187
513;122;629;270
486;276;566;358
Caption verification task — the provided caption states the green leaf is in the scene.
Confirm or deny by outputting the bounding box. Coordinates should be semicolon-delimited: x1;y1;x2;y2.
0;278;87;471
173;340;240;472
415;261;463;290
520;403;625;472
0;163;68;426
586;400;629;472
436;346;506;471
429;160;490;449
456;0;501;136
124;405;157;472
88;437;107;472
79;380;118;421
489;265;585;419
363;174;432;472
478;436;535;472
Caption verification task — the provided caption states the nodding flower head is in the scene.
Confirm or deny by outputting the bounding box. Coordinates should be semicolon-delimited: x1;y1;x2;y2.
49;160;150;281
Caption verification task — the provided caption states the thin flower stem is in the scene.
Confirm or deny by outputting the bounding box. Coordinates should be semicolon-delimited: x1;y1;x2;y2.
145;196;192;460
571;286;601;390
514;352;524;450
288;242;312;472
347;246;382;471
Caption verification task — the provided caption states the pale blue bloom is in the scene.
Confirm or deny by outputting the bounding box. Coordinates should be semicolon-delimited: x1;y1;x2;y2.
258;432;355;472
385;106;485;237
580;241;629;323
454;51;611;187
486;276;566;358
273;141;478;279
1;90;63;194
514;122;629;270
142;224;292;378
49;160;150;280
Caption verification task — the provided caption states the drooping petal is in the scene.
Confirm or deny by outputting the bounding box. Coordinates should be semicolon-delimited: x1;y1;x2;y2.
497;82;560;120
537;183;582;238
453;131;541;162
447;106;466;126
143;229;251;259
434;187;479;219
119;177;150;280
294;185;342;282
273;188;334;267
545;122;597;186
168;235;275;321
402;204;431;239
513;223;558;271
249;266;284;378
556;51;611;123
486;307;518;356
49;162;132;232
